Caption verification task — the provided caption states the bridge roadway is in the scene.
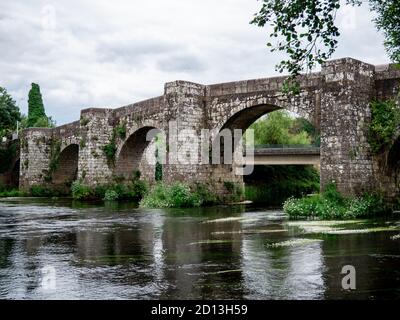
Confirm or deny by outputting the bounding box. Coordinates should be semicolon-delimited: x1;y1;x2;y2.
243;146;320;166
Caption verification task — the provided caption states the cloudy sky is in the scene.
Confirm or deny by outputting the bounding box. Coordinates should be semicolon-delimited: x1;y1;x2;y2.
0;0;389;125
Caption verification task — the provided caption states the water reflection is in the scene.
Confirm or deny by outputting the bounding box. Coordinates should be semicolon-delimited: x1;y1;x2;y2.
0;199;399;299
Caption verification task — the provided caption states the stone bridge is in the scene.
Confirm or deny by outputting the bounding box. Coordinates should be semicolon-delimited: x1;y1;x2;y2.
16;58;400;199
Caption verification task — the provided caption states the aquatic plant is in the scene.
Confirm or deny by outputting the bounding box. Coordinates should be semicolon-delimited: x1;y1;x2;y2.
140;182;203;208
266;238;323;248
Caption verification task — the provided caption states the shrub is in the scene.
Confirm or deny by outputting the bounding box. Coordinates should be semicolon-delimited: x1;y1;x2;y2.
322;182;346;206
344;193;387;219
283;183;388;220
194;183;218;206
71;180;148;201
140;183;170;208
102;142;117;166
104;189;119;201
140;182;212;208
30;185;57;197
129;180;148;200
71;181;93;200
168;183;202;208
115;123;126;139
223;181;245;202
0;189;24;197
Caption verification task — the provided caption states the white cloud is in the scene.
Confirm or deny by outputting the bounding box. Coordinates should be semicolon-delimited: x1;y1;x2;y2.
0;0;389;125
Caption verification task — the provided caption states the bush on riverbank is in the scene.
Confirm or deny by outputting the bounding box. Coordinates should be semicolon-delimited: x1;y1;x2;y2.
140;182;218;208
0;188;24;197
283;183;389;219
30;185;68;197
0;183;61;197
71;179;148;201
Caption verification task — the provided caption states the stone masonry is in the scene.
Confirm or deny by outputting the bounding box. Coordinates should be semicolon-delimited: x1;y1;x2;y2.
17;58;400;199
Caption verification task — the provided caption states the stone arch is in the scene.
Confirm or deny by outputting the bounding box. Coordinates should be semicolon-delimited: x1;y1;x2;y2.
52;144;79;187
209;100;320;196
115;126;162;182
211;94;316;137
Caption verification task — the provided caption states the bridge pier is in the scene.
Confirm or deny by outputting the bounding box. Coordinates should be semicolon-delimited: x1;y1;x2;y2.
320;58;376;195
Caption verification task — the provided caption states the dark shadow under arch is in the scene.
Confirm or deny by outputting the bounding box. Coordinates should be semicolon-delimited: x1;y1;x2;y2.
10;159;20;188
388;137;400;170
115;126;161;180
52;144;79;186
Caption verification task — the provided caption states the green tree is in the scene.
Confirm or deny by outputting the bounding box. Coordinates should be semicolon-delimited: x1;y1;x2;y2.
252;0;400;77
247;110;312;145
0;87;21;138
27;83;47;127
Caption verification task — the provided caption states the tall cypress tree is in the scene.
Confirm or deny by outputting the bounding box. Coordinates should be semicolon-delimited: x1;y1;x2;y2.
27;83;47;127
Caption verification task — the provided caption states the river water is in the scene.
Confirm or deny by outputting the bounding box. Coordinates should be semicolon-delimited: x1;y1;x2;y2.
0;198;399;300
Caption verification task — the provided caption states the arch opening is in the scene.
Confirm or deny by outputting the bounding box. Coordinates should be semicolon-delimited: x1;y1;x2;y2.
387;137;400;190
115;126;162;182
214;105;319;164
215;105;320;205
388;137;400;169
52;144;79;188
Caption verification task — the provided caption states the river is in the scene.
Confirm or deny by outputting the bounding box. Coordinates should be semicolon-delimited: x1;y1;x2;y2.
0;198;399;300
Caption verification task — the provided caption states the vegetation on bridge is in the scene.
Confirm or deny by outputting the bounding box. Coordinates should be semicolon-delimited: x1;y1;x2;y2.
368;98;400;154
27;83;55;128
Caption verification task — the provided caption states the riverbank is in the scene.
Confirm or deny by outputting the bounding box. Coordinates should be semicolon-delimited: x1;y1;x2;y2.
2;180;398;220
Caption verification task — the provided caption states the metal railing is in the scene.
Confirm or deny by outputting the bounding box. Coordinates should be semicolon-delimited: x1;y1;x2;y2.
253;144;319;149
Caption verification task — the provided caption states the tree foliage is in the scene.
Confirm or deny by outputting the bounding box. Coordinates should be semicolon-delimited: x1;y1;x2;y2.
27;83;48;127
0;87;21;137
371;0;400;63
246;110;316;145
252;0;400;77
